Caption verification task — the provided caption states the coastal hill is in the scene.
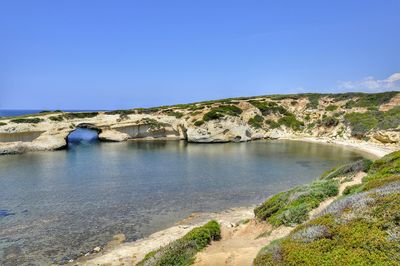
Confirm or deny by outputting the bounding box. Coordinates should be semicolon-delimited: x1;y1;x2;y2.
0;91;399;155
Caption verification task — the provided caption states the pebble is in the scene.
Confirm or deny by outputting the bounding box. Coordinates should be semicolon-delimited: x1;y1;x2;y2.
93;246;101;252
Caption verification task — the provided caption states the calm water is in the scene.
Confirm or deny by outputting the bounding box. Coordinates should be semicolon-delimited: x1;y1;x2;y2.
0;140;369;265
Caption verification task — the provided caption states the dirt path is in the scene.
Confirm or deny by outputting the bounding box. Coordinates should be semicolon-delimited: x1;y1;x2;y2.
193;173;366;266
69;208;254;266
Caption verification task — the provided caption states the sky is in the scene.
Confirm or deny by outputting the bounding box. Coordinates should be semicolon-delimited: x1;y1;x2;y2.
1;0;399;110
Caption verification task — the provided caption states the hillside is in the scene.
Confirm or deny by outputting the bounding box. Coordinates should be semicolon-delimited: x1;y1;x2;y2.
0;91;399;154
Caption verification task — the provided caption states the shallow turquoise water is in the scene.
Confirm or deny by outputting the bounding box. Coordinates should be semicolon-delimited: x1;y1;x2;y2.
0;140;368;265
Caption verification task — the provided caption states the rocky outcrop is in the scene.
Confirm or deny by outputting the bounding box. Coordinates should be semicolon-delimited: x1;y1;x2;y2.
1;92;399;154
372;130;400;143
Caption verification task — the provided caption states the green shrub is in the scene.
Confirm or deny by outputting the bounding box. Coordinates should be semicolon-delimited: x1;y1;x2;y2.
265;119;280;129
249;100;289;116
137;220;220;266
277;115;304;131
63;112;99;119
342;184;363;195
344;111;379;138
366;150;400;179
325;105;338;112
105;109;136;115
49;115;64;121
248;115;264;129
140;118;163;130
353;91;398;108
306;94;322;109
203;105;242;121
344;99;357;109
10;118;44;124
0;122;6;126
165;111;184;118
254;179;400;266
320;159;372;180
320;116;339;127
194;120;204;126
254;180;339;226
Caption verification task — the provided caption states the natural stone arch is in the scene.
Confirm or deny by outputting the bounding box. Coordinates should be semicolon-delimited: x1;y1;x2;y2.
66;123;102;145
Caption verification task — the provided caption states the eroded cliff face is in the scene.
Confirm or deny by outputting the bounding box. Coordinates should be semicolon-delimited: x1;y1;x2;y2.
0;92;399;154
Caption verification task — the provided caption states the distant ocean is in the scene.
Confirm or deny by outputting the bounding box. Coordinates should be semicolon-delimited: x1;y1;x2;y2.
0;110;106;117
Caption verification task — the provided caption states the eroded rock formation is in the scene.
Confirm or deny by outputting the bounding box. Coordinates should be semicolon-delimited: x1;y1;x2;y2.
1;92;399;154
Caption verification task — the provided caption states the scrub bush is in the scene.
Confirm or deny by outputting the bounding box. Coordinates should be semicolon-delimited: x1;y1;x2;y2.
203;105;242;121
277;115;304;131
194;120;204;126
10;118;44;124
319;159;372;180
254;179;339;226
138;220;221;266
248;115;264;129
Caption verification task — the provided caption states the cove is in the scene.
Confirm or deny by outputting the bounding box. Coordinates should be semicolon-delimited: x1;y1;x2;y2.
0;140;370;265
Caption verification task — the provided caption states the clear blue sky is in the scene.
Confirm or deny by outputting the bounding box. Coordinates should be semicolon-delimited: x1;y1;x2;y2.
1;0;399;109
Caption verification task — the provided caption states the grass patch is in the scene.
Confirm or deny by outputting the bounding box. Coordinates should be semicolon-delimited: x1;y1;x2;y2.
105;109;136;115
320;159;372;180
265;119;280;129
137;220;220;266
203;105;242;121
254;181;400;265
248;115;264;129
254;179;339;226
0;122;7;126
320;116;339;127
49;115;64;122
306;94;322;109
193;120;204;126
164;111;184;118
277;115;304;131
255;150;400;265
63;112;99;119
140;118;163;130
249;100;290;116
325;105;338;112
344;106;400;138
10;118;44;124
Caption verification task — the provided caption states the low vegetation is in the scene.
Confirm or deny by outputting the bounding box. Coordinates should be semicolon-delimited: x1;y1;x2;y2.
105;109;136;115
203;105;242;121
63;112;99;119
325;105;338;112
249;100;290;116
319;159;372;180
277;114;304;131
0;122;6;126
254;179;339;226
343;91;397;109
164;111;184;118
10;118;44;124
319;116;339;127
344;106;400;138
137;220;220;266
265;119;280;129
248;115;264;129
254;151;400;266
193;120;204;126
140;118;163;130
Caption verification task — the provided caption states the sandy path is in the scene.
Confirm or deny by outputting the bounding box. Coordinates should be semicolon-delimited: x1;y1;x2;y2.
193;173;366;266
69;208;254;266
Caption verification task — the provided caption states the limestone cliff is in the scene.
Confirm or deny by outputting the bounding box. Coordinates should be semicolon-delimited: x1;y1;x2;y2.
0;92;399;154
